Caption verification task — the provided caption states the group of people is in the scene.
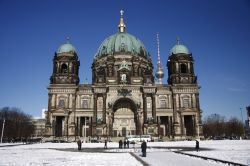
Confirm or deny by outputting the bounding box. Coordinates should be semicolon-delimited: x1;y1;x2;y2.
118;139;130;149
76;138;199;157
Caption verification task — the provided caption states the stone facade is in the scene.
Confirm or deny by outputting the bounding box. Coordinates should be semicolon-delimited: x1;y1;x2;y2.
44;12;203;140
32;118;46;137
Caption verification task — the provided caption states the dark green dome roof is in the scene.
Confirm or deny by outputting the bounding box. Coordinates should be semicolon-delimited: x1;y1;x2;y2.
57;38;77;55
170;38;190;55
57;43;76;54
170;44;189;54
95;32;150;59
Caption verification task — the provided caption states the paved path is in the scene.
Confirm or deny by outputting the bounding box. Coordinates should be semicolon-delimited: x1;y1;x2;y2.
134;151;223;166
56;147;224;165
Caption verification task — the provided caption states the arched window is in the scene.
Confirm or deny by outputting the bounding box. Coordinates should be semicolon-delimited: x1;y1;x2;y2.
180;64;187;73
58;99;65;108
61;64;68;73
82;99;88;108
159;96;167;108
160;100;167;108
182;96;190;108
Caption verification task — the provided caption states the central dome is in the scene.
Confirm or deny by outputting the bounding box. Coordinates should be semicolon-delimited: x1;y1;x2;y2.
95;32;150;59
94;10;150;60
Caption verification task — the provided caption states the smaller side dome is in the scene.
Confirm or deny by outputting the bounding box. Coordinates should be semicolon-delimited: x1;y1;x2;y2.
170;37;189;55
57;38;77;54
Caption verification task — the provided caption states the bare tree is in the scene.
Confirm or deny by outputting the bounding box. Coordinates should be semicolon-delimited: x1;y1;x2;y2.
225;117;244;138
0;107;35;142
203;114;244;139
203;114;226;138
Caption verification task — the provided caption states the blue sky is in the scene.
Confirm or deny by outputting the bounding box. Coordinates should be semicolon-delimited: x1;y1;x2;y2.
0;0;249;120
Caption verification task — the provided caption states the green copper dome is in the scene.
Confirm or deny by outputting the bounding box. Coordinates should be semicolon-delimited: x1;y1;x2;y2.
170;44;189;55
95;32;150;59
57;43;76;54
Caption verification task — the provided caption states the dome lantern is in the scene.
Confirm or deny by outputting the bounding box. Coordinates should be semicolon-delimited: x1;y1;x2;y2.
170;37;190;55
118;10;126;33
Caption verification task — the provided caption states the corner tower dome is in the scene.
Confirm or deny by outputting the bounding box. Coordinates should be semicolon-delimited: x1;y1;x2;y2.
94;10;150;60
170;38;189;55
57;38;77;54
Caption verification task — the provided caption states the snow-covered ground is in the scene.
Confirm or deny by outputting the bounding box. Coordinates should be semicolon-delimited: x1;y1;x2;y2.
146;140;250;165
0;140;249;166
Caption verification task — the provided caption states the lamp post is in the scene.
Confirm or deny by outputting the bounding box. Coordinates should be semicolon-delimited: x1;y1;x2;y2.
240;108;245;138
1;118;5;143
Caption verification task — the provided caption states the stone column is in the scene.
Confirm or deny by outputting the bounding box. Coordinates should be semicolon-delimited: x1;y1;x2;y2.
93;94;97;124
52;116;56;137
192;94;196;108
143;94;147;123
78;117;81;136
108;111;113;136
152;94;156;123
172;94;177;123
54;94;57;108
102;93;106;123
192;115;196;136
92;94;97;136
180;113;184;136
48;94;52;110
67;94;70;108
175;62;179;73
195;94;201;123
169;116;173;136
64;116;68;140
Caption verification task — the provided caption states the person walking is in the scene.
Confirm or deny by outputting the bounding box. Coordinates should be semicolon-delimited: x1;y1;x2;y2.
195;139;199;152
141;140;147;157
104;140;107;149
77;139;82;151
119;140;123;149
127;140;130;148
123;139;127;148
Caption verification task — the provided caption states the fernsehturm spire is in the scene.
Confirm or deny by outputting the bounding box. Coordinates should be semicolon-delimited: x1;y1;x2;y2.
155;33;164;84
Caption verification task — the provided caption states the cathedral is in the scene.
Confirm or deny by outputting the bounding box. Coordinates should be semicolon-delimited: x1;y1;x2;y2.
44;11;203;141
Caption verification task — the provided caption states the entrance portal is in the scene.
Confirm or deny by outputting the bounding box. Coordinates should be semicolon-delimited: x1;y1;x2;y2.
184;115;195;136
112;98;138;136
55;116;64;137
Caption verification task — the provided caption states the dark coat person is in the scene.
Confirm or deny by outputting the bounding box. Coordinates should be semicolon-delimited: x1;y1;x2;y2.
119;140;123;149
104;140;107;149
124;140;127;148
141;140;147;157
77;139;82;151
195;140;199;152
127;140;130;148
